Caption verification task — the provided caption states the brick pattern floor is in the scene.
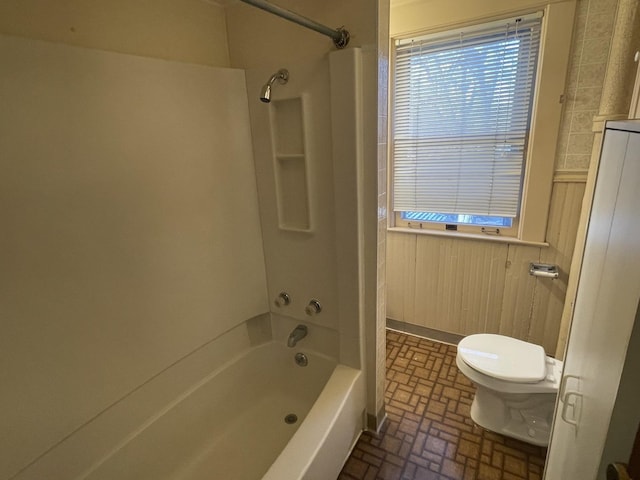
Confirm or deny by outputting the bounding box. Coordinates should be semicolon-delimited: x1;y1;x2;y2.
338;330;547;480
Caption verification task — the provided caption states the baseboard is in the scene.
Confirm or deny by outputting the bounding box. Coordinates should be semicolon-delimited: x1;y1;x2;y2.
366;405;387;434
387;318;464;346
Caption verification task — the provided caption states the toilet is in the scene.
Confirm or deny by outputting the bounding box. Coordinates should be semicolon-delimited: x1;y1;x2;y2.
455;333;563;446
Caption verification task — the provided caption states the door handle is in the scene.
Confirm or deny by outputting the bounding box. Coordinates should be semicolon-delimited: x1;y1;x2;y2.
561;390;582;430
559;374;580;399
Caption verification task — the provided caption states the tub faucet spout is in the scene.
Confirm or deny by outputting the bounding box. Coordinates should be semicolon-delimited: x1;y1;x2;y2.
287;324;308;348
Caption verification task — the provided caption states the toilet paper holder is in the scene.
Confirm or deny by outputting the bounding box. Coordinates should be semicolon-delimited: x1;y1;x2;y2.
529;262;559;279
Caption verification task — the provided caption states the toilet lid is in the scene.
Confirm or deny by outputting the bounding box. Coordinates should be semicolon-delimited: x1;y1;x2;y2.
458;334;546;383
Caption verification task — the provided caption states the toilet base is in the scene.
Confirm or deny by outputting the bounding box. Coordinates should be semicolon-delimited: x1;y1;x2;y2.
470;386;556;447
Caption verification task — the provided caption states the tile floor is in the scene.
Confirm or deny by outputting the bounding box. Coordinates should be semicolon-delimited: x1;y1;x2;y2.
338;330;547;480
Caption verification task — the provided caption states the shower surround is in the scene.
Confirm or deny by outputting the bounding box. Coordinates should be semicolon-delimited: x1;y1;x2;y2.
0;14;369;479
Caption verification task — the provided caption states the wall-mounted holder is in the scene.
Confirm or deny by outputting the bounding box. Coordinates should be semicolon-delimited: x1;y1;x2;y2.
305;299;322;316
529;263;559;279
274;292;291;307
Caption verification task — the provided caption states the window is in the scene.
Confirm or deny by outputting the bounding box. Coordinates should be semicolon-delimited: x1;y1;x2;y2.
392;13;543;237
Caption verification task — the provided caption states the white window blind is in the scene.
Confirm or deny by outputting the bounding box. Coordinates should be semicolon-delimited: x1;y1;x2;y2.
393;14;542;218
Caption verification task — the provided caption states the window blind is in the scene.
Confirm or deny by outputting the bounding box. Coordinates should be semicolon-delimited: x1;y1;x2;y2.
392;14;542;218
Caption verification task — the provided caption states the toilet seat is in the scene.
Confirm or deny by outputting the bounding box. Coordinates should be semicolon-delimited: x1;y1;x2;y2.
458;334;546;383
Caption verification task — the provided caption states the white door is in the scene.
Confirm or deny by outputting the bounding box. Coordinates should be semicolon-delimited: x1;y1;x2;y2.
544;123;640;479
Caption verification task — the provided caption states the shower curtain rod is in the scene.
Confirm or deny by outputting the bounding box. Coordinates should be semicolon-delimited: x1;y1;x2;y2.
238;0;350;49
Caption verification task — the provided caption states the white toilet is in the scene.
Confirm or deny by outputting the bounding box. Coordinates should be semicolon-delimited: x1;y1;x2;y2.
455;333;563;446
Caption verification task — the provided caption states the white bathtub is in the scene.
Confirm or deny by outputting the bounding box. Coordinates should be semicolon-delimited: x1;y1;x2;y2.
76;341;364;480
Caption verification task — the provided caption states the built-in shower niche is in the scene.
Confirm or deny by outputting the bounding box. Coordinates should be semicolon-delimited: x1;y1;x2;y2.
270;97;311;232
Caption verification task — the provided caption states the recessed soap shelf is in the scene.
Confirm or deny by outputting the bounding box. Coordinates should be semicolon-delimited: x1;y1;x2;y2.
270;96;311;232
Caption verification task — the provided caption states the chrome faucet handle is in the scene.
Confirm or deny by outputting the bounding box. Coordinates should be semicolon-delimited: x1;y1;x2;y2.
305;299;322;316
274;292;291;308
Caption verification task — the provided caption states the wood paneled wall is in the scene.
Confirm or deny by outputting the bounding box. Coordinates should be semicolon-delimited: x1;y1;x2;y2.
387;180;585;355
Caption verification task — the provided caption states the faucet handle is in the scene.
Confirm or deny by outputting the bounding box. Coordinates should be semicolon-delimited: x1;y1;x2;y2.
305;299;322;316
274;292;291;308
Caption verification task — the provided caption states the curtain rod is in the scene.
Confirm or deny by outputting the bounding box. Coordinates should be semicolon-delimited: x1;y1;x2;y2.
238;0;350;49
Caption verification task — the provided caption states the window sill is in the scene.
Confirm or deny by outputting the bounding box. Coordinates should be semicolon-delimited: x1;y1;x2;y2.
388;227;549;248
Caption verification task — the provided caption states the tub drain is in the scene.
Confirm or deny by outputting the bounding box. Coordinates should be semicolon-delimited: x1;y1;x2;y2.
294;352;308;367
284;413;298;425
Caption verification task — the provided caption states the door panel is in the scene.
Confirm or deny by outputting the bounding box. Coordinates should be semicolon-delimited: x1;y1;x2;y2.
544;127;640;479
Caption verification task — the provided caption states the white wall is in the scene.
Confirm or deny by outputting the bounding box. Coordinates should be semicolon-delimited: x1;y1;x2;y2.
0;34;268;479
0;0;230;67
391;0;569;34
225;0;376;70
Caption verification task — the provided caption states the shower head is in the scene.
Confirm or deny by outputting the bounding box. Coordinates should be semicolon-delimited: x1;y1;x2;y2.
260;69;289;103
259;83;273;103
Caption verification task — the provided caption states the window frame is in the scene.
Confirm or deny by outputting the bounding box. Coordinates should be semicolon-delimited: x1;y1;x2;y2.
388;2;576;244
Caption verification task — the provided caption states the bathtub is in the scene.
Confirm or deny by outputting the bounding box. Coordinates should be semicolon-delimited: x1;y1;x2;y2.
73;341;364;480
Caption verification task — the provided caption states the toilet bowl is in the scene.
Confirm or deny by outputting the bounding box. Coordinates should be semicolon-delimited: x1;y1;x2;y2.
455;333;563;446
